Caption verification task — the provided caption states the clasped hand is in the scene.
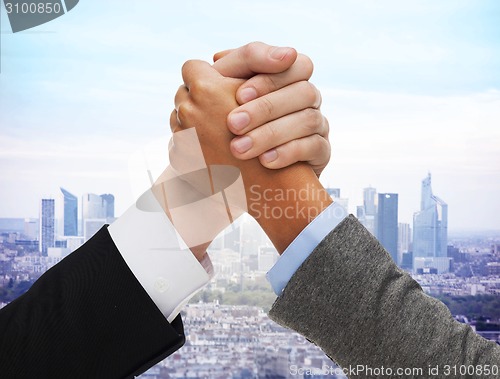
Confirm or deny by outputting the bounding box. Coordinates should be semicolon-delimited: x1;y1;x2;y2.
152;42;331;259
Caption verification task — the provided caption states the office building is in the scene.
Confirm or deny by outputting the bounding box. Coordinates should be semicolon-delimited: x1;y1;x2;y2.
23;218;38;240
100;194;115;218
82;193;106;220
398;222;412;265
39;198;55;255
82;193;114;241
363;186;377;216
357;187;377;235
413;173;449;273
376;193;398;264
82;193;115;221
60;187;78;236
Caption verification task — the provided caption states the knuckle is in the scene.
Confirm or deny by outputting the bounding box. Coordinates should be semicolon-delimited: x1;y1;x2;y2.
302;108;323;133
313;134;331;156
169;109;178;125
243;41;263;60
181;60;196;76
296;54;314;78
298;81;319;106
322;116;330;137
177;103;194;125
286;139;303;159
257;97;274;117
262;74;279;93
316;86;323;108
174;85;187;103
188;77;211;97
265;122;279;142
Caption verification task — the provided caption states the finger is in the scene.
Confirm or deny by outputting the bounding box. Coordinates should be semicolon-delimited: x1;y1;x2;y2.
230;109;327;159
258;134;331;176
212;41;297;79
227;81;322;135
169;109;182;133
174;85;189;111
213;49;234;62
182;59;222;90
174;84;197;126
236;54;314;104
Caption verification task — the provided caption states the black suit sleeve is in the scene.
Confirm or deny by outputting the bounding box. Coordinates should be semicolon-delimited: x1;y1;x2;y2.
0;226;184;379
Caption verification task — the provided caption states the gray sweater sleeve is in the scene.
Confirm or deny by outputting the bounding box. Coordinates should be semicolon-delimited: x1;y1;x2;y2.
268;215;500;378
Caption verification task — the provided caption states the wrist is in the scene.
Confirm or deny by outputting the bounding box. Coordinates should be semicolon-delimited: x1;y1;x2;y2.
244;163;332;253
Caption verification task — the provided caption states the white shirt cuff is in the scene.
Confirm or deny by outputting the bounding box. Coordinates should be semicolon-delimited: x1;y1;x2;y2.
108;189;211;323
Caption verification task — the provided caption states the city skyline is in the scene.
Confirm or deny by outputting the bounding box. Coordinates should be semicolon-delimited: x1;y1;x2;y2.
0;1;499;230
0;174;493;236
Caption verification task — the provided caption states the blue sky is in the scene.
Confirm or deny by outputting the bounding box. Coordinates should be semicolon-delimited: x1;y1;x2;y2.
0;0;499;230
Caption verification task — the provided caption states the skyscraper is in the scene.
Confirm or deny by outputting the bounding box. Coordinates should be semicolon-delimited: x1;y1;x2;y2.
24;218;38;240
40;198;55;255
413;173;448;272
82;193;107;220
376;193;398;264
398;222;412;265
357;187;377;235
100;194;115;218
60;187;78;236
363;186;377;216
82;193;108;241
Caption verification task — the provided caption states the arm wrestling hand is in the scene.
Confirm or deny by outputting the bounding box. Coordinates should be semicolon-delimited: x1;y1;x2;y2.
174;60;331;253
212;42;330;176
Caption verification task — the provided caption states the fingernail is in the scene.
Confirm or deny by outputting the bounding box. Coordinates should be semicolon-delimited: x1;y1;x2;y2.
262;149;278;163
239;87;258;103
232;136;253;154
228;112;250;132
269;47;290;60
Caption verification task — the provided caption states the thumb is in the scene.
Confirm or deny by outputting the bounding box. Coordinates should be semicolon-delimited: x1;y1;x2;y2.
213;49;234;62
212;41;297;79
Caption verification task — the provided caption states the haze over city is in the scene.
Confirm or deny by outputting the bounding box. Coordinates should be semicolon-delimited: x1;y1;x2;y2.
1;0;499;230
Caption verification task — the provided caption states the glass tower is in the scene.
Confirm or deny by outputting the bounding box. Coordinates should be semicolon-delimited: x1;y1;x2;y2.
82;193;106;220
363;187;377;216
376;193;399;264
100;194;115;218
60;187;78;236
413;173;448;260
39;198;55;255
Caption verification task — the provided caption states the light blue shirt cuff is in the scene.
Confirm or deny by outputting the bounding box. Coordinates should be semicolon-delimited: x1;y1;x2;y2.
266;202;348;296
